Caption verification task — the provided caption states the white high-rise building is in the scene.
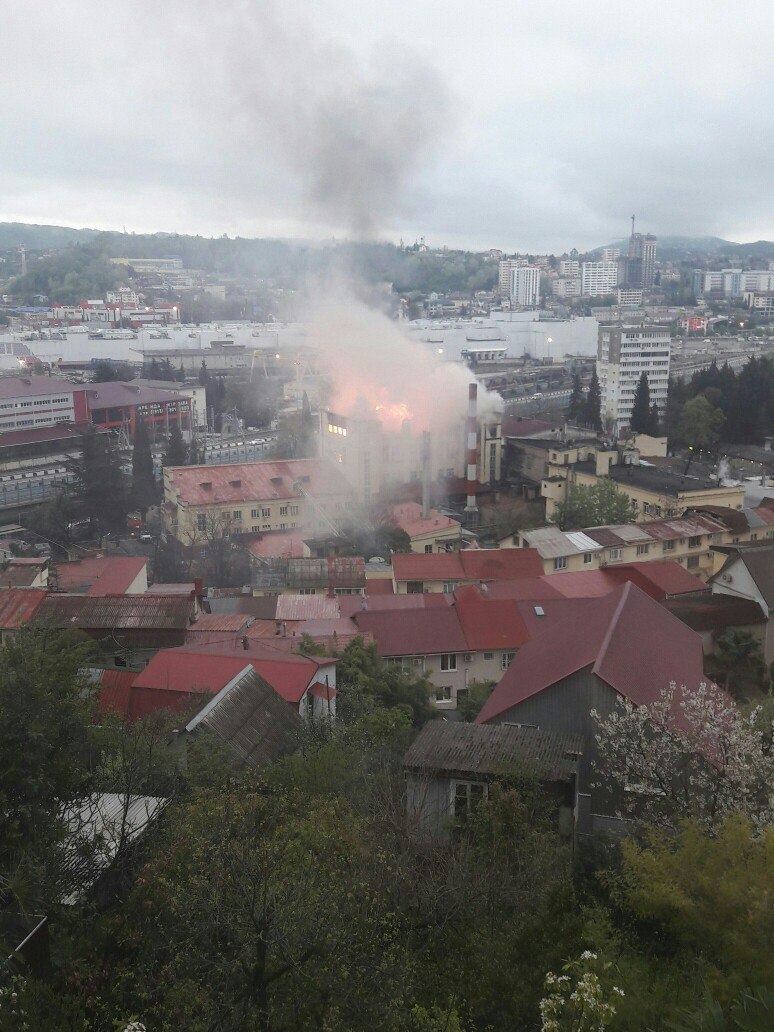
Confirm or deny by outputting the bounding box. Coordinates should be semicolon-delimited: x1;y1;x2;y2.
581;261;620;297
597;324;671;435
601;247;621;262
559;259;580;277
498;258;525;295
511;265;541;307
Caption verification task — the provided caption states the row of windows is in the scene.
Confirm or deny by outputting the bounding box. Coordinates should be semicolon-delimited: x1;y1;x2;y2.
391;651;516;672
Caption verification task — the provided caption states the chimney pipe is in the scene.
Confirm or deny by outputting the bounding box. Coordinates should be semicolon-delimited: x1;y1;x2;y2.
421;430;431;518
464;382;479;525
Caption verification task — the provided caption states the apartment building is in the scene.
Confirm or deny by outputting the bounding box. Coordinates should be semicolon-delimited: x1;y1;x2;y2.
597;323;671;435
511;265;541;307
163;458;355;545
498;258;526;295
693;268;774;298
580;261;619;297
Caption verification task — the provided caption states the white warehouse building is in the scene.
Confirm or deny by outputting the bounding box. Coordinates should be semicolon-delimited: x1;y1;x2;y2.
597;324;671;436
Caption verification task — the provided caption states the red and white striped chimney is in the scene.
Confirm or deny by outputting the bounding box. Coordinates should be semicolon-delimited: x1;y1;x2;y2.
464;382;479;521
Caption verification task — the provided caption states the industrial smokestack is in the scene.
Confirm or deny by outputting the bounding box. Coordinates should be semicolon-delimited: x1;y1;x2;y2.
464;382;479;524
421;430;431;519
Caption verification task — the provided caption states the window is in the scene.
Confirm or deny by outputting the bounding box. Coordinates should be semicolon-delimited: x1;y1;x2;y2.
261;507;270;518
688;536;701;549
608;547;622;561
434;685;452;702
298;587;316;595
407;581;424;594
424;544;433;553
280;506;288;516
553;556;567;570
251;509;260;518
196;513;207;531
502;651;515;670
440;654;457;671
636;543;650;556
642;502;651;515
442;581;457;593
663;539;675;551
290;505;299;516
252;526;260;533
232;510;242;521
483;652;494;660
452;780;486;820
686;555;700;570
583;552;593;565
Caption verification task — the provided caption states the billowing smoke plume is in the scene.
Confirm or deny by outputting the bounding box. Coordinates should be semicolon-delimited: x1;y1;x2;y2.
306;286;501;432
177;0;449;238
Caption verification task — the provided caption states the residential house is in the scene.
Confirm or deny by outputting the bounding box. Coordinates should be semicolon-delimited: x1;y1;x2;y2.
391;548;542;594
390;502;462;554
710;542;774;663
663;594;767;657
476;582;710;834
0;557;49;589
52;556;148;595
36;594;198;669
404;722;583;839
0;587;48;642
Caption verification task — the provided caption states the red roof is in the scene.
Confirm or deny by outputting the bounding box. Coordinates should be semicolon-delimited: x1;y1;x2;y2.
601;561;708;600
54;556;148;596
247;532;307;559
132;652;253;695
339;592;451;617
392;548;542;583
390;503;460;540
84;382;188;410
353;606;468;657
0;421;99;448
478;583;706;724
364;578;395;596
98;669;137;716
453;584;531;650
166;458;352;506
0;587;47;628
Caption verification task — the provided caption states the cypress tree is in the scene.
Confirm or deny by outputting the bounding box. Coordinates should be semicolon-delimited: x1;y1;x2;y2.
131;417;157;513
164;422;188;467
649;402;661;436
568;373;583;422
584;369;602;431
629;372;651;433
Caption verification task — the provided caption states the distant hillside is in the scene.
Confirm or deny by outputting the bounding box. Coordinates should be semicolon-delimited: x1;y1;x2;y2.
597;235;774;262
0;222;100;250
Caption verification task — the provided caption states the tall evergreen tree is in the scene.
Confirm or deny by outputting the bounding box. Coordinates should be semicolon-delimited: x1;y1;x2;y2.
568;373;583;422
629;372;651;434
584;369;602;431
131;417;157;513
68;426;128;533
164;421;188;467
648;401;661;436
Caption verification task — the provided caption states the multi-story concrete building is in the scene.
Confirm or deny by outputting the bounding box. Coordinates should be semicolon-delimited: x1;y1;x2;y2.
627;233;657;289
0;376;88;431
163;458;355;545
581;261;620;297
511;265;540;307
498;259;525;295
597;323;671;434
601;247;621;262
553;276;581;299
559;259;580;277
617;288;643;307
693;268;774;298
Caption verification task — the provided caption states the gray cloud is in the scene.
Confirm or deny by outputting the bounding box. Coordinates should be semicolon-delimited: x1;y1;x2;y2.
0;1;772;248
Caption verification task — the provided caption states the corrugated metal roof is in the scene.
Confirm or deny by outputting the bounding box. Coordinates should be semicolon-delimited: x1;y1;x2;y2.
524;527;602;558
38;593;195;630
275;594;340;621
404;722;583;782
0;559;46;588
54;557;147;596
354;606;468;657
0;587;47;627
392;548;542;583
59;793;165;904
565;531;605;552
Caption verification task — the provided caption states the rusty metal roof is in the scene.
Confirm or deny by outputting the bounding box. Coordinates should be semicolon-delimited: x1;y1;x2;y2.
38;593;195;630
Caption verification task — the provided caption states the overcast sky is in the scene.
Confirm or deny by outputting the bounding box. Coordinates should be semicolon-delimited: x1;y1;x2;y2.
2;1;771;251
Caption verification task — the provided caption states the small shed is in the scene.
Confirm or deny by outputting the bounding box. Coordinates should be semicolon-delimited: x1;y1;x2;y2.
403;721;582;839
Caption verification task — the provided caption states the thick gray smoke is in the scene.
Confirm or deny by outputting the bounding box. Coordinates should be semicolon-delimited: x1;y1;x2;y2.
176;0;449;238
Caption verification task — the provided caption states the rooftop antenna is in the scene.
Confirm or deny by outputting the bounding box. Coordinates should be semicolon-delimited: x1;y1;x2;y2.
630;213;636;237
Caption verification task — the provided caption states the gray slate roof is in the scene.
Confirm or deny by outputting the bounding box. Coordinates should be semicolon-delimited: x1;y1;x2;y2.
185;667;301;769
404;721;583;783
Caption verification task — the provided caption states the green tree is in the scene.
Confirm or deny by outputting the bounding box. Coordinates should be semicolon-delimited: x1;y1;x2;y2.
68;426;128;534
554;479;637;531
337;636;437;726
0;625;95;907
457;679;495;722
708;629;767;697
678;395;725;450
584;370;602;430
163;421;188;467
629;372;652;434
568;373;584;422
130;418;157;513
648;401;661;436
